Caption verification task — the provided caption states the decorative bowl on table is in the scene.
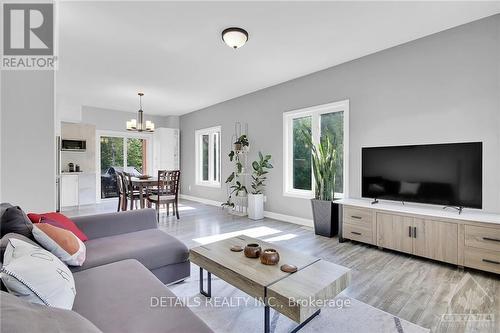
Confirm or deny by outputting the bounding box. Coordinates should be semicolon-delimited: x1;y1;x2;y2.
137;175;152;180
244;243;261;258
260;249;280;265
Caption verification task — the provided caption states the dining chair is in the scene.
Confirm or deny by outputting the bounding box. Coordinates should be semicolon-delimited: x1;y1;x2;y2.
122;172;142;210
146;170;181;220
115;171;126;212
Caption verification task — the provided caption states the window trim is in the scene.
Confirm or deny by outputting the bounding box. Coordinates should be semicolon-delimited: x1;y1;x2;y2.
283;100;349;199
195;126;221;188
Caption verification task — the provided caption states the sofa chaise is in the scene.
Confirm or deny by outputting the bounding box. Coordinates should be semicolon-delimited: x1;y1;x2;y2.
0;205;212;333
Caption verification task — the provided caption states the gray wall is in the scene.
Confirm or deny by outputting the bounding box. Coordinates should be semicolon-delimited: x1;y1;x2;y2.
1;71;56;211
180;14;500;219
81;105;179;131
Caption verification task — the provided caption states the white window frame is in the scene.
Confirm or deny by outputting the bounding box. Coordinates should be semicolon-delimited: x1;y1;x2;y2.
195;126;221;188
283;100;349;199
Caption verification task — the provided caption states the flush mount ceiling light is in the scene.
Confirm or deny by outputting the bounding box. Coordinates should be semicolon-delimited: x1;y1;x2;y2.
126;92;155;132
222;27;248;49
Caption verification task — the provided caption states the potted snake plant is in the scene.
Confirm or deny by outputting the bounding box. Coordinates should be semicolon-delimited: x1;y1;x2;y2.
303;130;339;237
248;152;273;220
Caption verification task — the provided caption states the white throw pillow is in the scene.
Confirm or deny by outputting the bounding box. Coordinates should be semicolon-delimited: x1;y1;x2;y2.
32;224;86;266
0;238;76;310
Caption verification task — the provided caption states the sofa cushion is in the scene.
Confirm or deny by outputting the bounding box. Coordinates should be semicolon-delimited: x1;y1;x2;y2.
1;238;76;310
32;224;86;266
0;203;33;239
27;212;88;242
72;259;212;333
70;229;188;273
0;291;102;333
0;233;39;262
0;233;39;291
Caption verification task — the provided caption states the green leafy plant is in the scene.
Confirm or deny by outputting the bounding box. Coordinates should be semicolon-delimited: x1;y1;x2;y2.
302;128;338;201
225;172;235;184
230;181;247;196
221;197;235;209
233;134;249;151
250;152;273;194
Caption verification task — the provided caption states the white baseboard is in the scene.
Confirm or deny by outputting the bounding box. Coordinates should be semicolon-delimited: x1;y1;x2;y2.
180;194;222;207
263;211;313;228
180;194;313;228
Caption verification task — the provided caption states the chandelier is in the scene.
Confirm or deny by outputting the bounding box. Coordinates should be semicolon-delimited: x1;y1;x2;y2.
126;92;154;132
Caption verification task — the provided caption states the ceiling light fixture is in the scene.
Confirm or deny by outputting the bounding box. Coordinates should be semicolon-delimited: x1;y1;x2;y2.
126;92;154;132
222;27;248;49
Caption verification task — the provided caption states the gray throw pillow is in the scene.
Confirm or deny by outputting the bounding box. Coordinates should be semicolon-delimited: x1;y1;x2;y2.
0;291;103;333
0;203;33;238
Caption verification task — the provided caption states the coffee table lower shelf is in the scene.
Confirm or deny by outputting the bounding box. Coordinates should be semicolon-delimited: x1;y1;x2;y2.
199;267;322;333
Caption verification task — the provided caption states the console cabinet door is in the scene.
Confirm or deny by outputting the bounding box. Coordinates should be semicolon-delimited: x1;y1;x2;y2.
377;213;413;254
413;218;458;264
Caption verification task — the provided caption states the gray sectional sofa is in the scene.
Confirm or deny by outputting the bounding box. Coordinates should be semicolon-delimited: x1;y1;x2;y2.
0;206;212;333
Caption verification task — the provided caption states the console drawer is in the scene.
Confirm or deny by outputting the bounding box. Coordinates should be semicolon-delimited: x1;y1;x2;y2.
465;225;500;252
343;223;373;244
344;207;373;227
464;247;500;274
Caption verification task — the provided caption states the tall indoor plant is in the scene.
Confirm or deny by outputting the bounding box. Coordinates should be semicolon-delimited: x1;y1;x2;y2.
303;129;339;237
248;152;273;220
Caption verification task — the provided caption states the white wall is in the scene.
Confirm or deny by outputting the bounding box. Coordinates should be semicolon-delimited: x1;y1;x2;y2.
1;71;56;211
179;14;500;218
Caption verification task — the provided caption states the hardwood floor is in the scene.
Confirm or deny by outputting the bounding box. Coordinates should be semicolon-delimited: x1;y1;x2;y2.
63;200;499;333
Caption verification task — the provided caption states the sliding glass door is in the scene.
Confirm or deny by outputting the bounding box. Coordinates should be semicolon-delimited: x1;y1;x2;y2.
99;135;148;199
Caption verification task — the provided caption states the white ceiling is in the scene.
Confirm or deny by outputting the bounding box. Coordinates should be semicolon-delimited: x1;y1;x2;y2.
56;1;500;116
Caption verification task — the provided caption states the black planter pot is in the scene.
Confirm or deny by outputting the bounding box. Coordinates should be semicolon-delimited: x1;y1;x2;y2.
311;199;339;237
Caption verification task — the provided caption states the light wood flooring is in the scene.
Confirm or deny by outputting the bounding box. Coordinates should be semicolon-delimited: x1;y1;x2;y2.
63;200;499;333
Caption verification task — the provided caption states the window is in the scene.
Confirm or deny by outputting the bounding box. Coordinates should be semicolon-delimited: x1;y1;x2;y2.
283;100;349;198
195;126;221;187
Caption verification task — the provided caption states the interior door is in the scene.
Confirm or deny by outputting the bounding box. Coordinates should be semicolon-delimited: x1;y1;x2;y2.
413;218;458;264
377;213;413;254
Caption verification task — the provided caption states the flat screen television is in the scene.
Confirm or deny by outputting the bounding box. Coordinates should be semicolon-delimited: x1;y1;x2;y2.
362;142;482;208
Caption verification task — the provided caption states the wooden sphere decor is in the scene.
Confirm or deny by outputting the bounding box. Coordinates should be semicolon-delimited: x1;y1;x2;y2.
260;249;280;265
230;245;243;252
280;264;298;273
244;243;262;258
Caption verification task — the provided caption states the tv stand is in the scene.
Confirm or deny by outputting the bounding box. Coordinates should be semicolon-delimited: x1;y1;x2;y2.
337;198;500;275
443;206;463;215
371;198;379;205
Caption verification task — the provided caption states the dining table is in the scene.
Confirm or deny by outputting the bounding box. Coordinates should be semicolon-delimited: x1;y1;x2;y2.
130;177;161;209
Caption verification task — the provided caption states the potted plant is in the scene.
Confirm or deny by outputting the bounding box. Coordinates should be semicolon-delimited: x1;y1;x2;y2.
303;130;339;237
248;152;273;220
234;134;249;152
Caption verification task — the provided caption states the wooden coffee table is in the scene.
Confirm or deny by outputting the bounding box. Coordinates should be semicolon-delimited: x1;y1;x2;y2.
189;235;351;333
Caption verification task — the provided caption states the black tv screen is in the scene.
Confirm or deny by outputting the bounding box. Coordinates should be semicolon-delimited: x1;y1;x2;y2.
362;142;482;208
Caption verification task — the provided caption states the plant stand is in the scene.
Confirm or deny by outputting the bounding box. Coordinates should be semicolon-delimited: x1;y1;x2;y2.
224;122;249;217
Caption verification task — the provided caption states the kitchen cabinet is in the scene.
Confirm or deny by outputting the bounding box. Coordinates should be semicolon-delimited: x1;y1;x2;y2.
61;174;79;207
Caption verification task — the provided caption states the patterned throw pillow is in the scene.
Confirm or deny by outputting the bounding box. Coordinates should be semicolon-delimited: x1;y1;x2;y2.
0;238;76;310
27;212;88;242
32;224;86;266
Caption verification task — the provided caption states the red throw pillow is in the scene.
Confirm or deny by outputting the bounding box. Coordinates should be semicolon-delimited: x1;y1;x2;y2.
27;212;88;242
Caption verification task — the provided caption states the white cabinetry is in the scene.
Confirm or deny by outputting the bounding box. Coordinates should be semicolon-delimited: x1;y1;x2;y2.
61;174;79;207
78;173;96;205
152;128;179;174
